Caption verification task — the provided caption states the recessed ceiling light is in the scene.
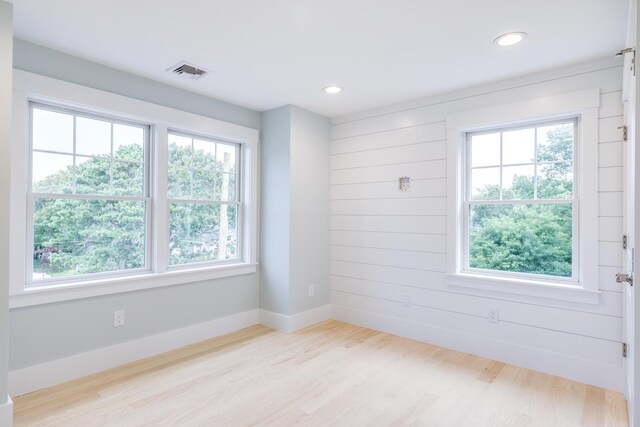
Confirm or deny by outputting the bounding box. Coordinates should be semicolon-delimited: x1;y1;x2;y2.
494;32;527;47
323;85;342;94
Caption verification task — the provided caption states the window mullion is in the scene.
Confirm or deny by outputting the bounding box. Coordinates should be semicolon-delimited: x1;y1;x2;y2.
154;125;169;274
499;131;503;200
72;115;77;194
110;122;114;195
534;126;538;199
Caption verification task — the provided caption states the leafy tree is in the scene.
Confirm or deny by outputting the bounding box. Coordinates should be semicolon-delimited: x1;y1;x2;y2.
470;204;572;276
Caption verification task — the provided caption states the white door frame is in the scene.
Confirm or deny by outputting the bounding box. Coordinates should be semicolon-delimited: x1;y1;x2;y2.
623;1;640;426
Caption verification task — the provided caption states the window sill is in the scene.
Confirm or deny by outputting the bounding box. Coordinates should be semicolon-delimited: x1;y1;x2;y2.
445;272;600;305
9;262;258;309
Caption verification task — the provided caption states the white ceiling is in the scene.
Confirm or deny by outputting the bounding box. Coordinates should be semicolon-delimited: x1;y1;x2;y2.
10;0;629;118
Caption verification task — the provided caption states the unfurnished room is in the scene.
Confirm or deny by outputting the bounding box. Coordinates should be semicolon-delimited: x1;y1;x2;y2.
0;1;638;426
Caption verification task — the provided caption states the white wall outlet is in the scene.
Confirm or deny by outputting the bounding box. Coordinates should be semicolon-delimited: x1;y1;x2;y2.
308;284;315;297
402;294;411;308
488;307;499;323
398;176;411;192
113;309;125;327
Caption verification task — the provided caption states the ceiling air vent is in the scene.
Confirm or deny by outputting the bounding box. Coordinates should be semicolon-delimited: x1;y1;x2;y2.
167;61;210;80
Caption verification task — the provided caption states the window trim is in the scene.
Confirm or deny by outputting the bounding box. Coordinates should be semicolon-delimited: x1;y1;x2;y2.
9;70;259;308
462;117;580;283
444;88;601;304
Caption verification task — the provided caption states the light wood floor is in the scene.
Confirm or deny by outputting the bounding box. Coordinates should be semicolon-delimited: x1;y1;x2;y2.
13;320;628;426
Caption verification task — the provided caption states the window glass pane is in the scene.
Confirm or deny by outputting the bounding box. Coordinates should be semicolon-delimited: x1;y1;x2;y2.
114;124;144;162
75;155;111;195
502;128;535;165
169;133;192;147
470;133;500;168
471;167;500;200
32;108;74;153
217;143;237;174
469;203;572;277
169;202;238;265
192;139;217;200
113;160;144;197
221;204;239;260
193;138;217;159
76;116;111;157
168;134;193;199
502;165;534;200
192;165;216;200
167;168;191;199
222;173;237;202
32;152;74;194
32;199;146;281
537;123;573;163
537;162;573;199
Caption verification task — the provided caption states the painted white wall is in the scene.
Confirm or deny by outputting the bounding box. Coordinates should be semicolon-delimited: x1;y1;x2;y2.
290;106;330;314
260;105;330;317
0;1;12;423
260;106;292;314
329;57;626;391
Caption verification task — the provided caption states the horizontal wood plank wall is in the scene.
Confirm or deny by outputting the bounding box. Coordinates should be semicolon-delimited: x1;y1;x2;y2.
329;60;626;392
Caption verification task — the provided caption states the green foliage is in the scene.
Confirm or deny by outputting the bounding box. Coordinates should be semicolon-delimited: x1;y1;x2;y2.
469;125;574;278
33;142;238;279
168;203;237;265
469;204;572;277
35;199;146;276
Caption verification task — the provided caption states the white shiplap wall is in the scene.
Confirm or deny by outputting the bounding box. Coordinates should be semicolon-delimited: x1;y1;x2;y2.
329;58;626;392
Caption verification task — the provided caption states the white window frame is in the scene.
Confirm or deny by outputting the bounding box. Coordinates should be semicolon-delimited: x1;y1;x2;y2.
9;70;259;308
27;102;153;285
463;118;579;282
166;129;243;269
445;89;601;304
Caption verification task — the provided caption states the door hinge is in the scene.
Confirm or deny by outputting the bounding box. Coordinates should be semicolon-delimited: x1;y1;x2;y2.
619;125;628;142
623;235;628;249
623;342;628;358
616;47;636;76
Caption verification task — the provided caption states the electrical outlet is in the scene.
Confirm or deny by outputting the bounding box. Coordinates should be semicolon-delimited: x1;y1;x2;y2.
488;307;499;323
402;294;411;308
113;310;125;327
308;284;315;297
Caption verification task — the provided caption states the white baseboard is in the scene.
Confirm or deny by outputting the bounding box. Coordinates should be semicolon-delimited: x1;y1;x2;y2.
9;309;259;397
9;302;621;401
0;396;12;427
332;304;625;392
258;309;290;333
259;304;331;333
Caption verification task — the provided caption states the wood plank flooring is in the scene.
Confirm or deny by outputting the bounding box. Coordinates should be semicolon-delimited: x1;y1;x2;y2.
13;320;628;426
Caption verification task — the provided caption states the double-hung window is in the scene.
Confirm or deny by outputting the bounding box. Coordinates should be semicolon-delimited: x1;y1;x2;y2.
11;71;258;307
29;103;150;284
167;132;240;266
465;119;577;281
27;106;247;286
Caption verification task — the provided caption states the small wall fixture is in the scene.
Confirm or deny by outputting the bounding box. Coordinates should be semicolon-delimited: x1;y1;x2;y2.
323;86;342;94
494;32;527;47
398;176;411;192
